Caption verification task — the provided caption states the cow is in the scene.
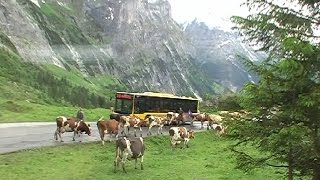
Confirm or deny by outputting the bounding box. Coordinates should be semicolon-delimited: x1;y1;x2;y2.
214;124;226;136
119;116;143;137
167;112;191;127
204;114;227;136
144;115;166;135
54;116;91;142
193;113;207;129
176;113;192;126
114;137;145;173
169;127;195;148
206;113;223;130
96;118;119;145
166;112;178;126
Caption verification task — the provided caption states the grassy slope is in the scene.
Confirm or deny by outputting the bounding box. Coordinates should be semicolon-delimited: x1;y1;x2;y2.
45;64;124;97
0;131;284;179
0;61;114;123
0;99;111;123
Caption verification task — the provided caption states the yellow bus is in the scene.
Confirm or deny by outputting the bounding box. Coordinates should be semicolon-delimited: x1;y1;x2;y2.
110;91;200;120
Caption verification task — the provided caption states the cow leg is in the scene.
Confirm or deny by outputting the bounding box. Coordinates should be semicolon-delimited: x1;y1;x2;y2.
135;159;138;169
57;127;65;142
184;139;190;148
54;128;58;141
121;156;127;173
114;161;117;173
58;132;63;142
114;156;120;173
73;131;78;141
147;126;152;136
139;127;142;137
201;120;204;129
170;137;176;149
99;130;105;145
208;121;213;130
140;155;144;170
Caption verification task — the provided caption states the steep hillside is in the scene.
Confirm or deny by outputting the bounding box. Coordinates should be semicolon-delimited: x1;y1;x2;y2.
185;20;265;91
0;0;228;100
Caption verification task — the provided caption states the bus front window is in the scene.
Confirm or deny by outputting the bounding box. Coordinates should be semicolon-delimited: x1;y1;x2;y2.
115;99;133;114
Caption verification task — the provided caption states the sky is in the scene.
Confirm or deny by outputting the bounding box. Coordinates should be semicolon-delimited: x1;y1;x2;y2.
167;0;250;31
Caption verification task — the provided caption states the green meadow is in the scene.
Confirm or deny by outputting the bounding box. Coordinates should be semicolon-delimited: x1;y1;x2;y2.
0;98;111;123
0;131;284;180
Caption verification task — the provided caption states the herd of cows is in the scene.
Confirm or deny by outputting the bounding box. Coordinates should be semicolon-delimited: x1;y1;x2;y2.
53;111;246;173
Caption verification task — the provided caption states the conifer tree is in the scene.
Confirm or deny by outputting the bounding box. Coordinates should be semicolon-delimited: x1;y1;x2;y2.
228;1;320;179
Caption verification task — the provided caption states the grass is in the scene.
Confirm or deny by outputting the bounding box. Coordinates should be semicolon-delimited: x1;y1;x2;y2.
45;64;124;97
0;99;111;123
0;131;284;180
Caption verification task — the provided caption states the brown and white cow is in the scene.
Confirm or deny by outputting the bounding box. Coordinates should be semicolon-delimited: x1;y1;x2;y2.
205;114;226;136
119;116;142;137
114;137;145;173
144;115;166;135
169;127;195;148
206;113;223;130
193;113;207;129
97;118;119;145
167;112;191;126
214;124;226;136
166;112;178;126
54;116;91;142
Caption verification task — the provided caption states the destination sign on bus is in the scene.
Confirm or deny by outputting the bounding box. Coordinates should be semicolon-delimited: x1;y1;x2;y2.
116;93;132;100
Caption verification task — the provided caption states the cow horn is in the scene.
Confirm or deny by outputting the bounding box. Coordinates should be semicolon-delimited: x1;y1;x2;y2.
98;116;104;121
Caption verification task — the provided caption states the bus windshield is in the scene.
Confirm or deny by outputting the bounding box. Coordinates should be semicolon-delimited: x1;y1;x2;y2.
115;99;133;114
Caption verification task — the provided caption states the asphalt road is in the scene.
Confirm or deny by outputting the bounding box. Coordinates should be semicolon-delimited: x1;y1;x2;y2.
0;121;209;154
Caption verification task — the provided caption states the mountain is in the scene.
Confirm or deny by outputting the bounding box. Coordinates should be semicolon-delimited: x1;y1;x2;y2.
0;0;265;109
184;20;265;92
0;0;227;102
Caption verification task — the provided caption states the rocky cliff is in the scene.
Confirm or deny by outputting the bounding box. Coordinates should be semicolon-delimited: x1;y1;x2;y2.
0;0;228;99
185;20;265;92
0;0;264;100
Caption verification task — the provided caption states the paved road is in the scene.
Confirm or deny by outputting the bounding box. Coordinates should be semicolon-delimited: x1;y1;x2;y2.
0;121;209;154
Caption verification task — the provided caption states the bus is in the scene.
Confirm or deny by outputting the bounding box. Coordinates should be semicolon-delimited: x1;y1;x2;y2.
110;91;200;120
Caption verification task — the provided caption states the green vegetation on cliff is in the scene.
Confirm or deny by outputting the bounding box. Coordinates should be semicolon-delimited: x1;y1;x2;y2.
0;32;123;122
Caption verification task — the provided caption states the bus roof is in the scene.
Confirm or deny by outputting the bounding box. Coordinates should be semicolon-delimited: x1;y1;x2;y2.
116;91;199;101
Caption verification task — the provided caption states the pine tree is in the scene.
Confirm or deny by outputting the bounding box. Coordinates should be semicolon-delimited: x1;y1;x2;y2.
228;0;320;179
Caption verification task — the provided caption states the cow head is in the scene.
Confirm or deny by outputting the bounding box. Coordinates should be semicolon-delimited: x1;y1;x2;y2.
80;121;91;136
116;137;132;155
188;129;195;139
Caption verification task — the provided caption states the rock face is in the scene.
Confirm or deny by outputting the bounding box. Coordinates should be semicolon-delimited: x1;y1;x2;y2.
185;20;264;92
0;0;63;66
0;0;262;98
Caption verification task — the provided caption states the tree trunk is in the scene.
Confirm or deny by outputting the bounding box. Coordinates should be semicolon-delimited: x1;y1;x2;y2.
313;165;320;180
313;125;320;180
288;148;293;180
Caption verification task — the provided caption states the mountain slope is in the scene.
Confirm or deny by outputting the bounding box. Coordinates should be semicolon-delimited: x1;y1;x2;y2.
185;20;265;91
0;0;228;100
